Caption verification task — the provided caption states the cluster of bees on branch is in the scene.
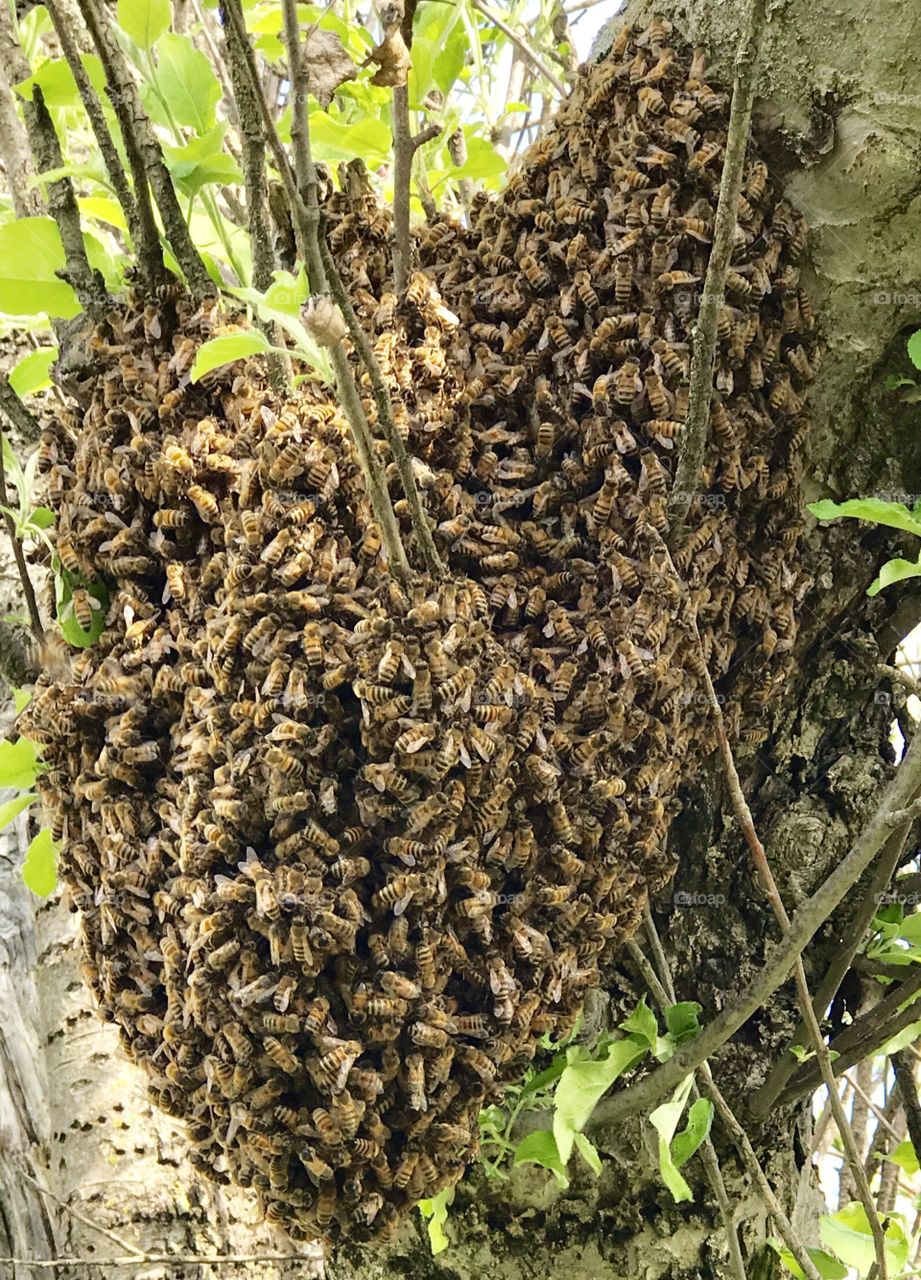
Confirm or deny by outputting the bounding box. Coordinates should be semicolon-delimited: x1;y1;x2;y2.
22;17;817;1245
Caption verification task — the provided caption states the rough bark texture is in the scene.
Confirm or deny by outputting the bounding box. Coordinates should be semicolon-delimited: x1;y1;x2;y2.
4;0;921;1276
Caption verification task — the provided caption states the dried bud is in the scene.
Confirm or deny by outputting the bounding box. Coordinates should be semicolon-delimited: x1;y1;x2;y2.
302;295;348;347
447;127;467;167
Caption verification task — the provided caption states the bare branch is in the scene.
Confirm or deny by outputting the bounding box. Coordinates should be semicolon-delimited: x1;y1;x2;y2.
0;58;41;218
81;0;213;297
470;0;566;96
668;0;766;535
44;0;139;249
0;395;44;643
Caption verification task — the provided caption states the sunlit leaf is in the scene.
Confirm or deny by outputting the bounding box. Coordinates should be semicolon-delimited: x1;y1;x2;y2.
768;1239;849;1280
0;737;41;790
0;218;80;319
886;1138;919;1175
418;1185;454;1255
309;110;391;168
650;1074;695;1202
117;0;171;49
190;331;272;382
553;1036;647;1164
8;346;57;397
573;1132;602;1176
22;827;58;898
79;195;129;232
156;33;221;133
0;792;35;830
821;1204;909;1278
808;497;921;537
908;329;921;371
868;554;921;597
12;688;32;715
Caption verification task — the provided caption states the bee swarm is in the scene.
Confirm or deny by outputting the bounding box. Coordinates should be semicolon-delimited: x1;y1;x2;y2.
23;18;817;1245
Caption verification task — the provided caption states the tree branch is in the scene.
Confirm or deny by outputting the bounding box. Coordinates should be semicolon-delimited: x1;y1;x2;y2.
0;387;45;643
43;0;139;250
628;926;823;1280
470;0;566;96
588;644;921;1134
751;824;909;1119
667;0;766;536
81;0;212;296
891;1053;921;1164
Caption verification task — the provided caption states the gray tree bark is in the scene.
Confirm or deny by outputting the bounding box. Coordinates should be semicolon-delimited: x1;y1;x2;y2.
4;0;921;1276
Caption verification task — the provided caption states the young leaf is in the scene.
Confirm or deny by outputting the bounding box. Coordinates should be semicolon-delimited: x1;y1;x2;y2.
868;554;921;597
573;1132;602;1176
621;998;658;1052
808;497;921;538
885;1137;919;1175
553;1037;647;1164
671;1097;713;1169
118;0;171;49
417;1185;453;1256
22;828;58;898
190;331;272;382
0;737;41;790
0;792;35;830
155;34;221;133
12;688;32;714
821;1203;909;1278
512;1131;570;1187
908;329;921;371
768;1239;849;1280
649;1074;695;1203
9;346;57;397
0;218;80;319
664;1002;703;1045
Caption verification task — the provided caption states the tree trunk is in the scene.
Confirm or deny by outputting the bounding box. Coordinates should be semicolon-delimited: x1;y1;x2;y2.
5;0;921;1276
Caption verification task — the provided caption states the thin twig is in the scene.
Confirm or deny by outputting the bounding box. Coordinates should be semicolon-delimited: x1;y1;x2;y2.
667;0;766;536
43;0;139;247
470;0;566;96
629;920;824;1280
0;1254;323;1269
82;0;213;297
0;397;44;642
278;0;410;579
17;1167;144;1258
588;602;921;1133
752;826;908;1118
879;663;921;701
682;567;889;1278
391;0;418;296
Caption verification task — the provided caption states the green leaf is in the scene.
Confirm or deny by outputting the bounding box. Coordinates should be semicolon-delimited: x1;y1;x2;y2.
671;1097;713;1169
573;1132;602;1176
0;792;35;829
190;331;271;382
553;1037;647;1164
418;1186;453;1255
56;577;108;648
650;1075;695;1203
0;737;41;790
885;1138;919;1175
161;124;242;196
513;1130;570;1187
432;14;467;95
621;999;658;1052
879;1018;921;1056
12;688;32;714
868;554;921;596
908;330;921;371
117;0;171;49
309;110;391;168
821;1204;909;1278
0;218;80;319
226;285;333;383
808;497;921;538
155;33;221;133
768;1239;849;1280
664;1002;703;1045
28;507;55;531
22;827;58;897
9;346;57;397
79;195;129;232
